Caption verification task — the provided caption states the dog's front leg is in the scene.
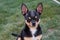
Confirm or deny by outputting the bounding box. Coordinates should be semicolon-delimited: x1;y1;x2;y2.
36;35;42;40
40;35;42;40
17;37;21;40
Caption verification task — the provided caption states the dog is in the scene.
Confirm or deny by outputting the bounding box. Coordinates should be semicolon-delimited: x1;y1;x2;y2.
12;3;43;40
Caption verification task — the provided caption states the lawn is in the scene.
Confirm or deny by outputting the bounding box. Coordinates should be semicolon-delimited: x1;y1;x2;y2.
0;0;60;40
57;0;60;2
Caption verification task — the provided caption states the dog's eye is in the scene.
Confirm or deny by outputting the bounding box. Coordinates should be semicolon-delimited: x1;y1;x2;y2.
27;17;31;22
27;20;30;22
35;16;39;22
28;17;31;19
36;19;39;22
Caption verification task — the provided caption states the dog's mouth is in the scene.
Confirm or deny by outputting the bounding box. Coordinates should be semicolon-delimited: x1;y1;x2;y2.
32;22;36;26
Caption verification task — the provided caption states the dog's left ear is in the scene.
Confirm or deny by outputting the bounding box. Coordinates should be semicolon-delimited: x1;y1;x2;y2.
21;3;28;16
36;3;43;15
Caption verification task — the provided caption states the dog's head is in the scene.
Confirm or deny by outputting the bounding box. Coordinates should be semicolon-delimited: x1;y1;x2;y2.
21;3;43;27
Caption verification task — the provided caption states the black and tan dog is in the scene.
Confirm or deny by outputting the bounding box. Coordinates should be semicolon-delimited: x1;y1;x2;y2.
12;3;43;40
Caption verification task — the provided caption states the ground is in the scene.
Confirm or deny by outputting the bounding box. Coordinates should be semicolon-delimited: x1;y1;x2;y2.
57;0;60;2
0;0;60;40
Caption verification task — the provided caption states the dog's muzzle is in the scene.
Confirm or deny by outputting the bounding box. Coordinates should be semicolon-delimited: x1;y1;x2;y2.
31;20;36;26
32;22;35;26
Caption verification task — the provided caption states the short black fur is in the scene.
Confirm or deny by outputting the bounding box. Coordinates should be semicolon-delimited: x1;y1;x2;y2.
17;24;42;40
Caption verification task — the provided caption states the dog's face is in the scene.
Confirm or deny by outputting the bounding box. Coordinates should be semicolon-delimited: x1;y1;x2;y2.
21;3;43;27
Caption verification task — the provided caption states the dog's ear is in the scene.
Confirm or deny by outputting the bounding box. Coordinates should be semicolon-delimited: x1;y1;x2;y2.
21;3;28;16
36;3;43;15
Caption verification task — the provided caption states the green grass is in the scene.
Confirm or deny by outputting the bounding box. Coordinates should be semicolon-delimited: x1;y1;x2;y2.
0;0;60;40
57;0;60;2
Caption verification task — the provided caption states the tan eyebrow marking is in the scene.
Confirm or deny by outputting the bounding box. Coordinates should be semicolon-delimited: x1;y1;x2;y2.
35;16;37;18
29;17;31;19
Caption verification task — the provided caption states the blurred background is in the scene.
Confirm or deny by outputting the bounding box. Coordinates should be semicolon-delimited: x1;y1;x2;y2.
0;0;60;40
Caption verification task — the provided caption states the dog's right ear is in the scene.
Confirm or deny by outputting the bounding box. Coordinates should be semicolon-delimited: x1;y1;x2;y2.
21;3;28;16
36;3;43;15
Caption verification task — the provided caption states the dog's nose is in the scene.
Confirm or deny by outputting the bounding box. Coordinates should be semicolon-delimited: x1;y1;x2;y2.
32;23;35;26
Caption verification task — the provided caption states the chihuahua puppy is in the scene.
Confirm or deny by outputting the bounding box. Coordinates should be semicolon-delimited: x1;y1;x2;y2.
12;3;43;40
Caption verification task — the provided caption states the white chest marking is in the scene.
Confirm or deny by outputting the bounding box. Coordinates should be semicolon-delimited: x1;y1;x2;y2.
30;29;37;40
